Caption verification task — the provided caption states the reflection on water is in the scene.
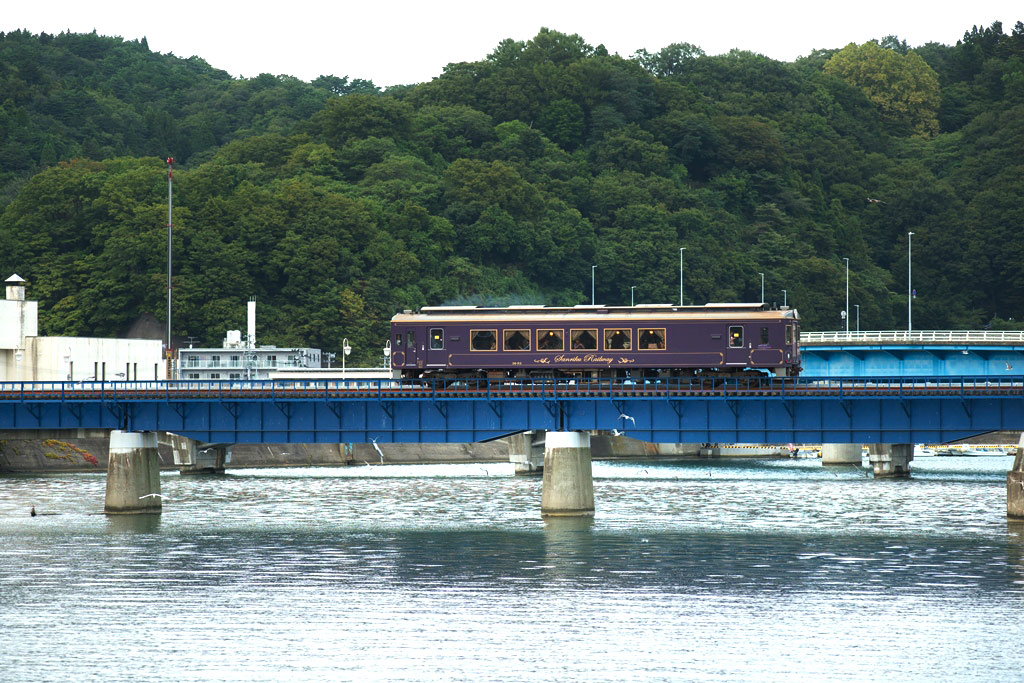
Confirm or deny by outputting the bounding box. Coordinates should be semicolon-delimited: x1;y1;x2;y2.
1;457;1023;682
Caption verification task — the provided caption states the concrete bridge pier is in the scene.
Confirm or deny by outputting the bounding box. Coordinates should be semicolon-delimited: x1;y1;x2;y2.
540;432;594;517
508;430;545;475
1007;434;1024;519
164;433;228;474
104;430;161;514
867;443;913;478
821;443;863;465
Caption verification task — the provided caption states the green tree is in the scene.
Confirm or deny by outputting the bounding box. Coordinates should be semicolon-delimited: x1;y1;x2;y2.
824;41;941;137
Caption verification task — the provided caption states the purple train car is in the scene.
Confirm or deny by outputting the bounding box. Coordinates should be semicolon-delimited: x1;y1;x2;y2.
390;303;801;378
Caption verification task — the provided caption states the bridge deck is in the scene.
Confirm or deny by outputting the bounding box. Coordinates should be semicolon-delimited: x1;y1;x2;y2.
1;377;1022;445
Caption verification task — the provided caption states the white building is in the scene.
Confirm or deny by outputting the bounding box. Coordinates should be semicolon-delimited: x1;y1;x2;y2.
175;298;322;380
0;274;164;382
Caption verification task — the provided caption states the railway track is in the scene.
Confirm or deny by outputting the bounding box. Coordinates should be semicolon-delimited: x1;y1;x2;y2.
1;377;1022;401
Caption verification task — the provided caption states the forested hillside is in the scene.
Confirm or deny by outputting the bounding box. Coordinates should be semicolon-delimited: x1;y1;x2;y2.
1;24;1022;365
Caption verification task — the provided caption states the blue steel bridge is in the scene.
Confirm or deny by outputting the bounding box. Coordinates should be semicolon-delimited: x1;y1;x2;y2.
1;375;1022;446
800;330;1024;377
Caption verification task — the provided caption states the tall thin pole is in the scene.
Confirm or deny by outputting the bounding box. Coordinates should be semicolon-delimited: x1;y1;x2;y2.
782;289;787;307
166;157;173;356
591;265;596;305
759;273;764;304
631;286;636;307
679;247;686;306
843;257;849;332
908;232;914;331
855;304;860;332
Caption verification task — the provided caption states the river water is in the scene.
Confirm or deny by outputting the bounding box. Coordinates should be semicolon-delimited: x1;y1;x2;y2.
2;455;1023;682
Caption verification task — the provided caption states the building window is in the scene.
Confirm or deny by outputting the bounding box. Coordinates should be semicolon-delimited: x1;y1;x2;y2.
231;355;240;366
537;329;564;351
188;373;199;380
503;329;531;351
229;373;241;379
729;326;744;348
604;328;631;350
210;373;220;379
430;328;444;350
471;330;497;351
638;328;666;350
210;356;220;367
570;329;598;350
186;356;198;367
267;355;276;364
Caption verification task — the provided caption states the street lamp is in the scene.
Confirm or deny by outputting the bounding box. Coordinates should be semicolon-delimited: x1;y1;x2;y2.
854;304;860;333
342;338;352;376
843;257;849;332
759;273;764;304
781;289;787;307
908;232;915;332
631;286;636;307
679;247;687;306
166;157;174;358
591;265;596;305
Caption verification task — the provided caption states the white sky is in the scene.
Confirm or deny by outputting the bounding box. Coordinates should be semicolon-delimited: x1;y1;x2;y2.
6;1;1022;87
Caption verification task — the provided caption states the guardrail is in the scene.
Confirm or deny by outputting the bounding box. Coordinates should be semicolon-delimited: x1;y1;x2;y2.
1;376;1021;401
799;330;1024;344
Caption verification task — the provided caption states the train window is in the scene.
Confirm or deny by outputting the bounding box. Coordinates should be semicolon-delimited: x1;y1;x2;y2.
538;329;564;351
570;329;598;350
785;325;793;344
503;329;531;351
760;327;769;345
395;335;402;349
638;328;666;350
604;328;632;350
471;330;497;351
729;326;743;348
430;328;444;350
406;331;415;349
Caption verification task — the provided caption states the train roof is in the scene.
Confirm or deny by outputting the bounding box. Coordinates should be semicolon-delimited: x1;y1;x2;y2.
392;303;799;323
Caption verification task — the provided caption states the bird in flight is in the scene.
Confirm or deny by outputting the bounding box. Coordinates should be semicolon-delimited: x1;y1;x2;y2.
866;197;887;205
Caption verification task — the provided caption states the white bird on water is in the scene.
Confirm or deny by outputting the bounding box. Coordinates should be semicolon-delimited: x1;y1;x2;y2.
371;438;385;464
138;493;168;500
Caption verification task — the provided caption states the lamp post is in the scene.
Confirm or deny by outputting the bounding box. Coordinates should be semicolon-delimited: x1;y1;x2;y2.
591;265;596;305
166;157;173;357
631;286;636;307
759;273;764;304
854;304;860;333
908;232;914;331
781;289;787;307
679;247;686;306
843;257;849;332
342;338;351;377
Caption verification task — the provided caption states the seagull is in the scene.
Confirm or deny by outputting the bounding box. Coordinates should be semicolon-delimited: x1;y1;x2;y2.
611;429;623;436
618;413;635;426
866;197;887;205
138;493;167;500
1006;361;1013;371
480;467;489;476
371;438;385;464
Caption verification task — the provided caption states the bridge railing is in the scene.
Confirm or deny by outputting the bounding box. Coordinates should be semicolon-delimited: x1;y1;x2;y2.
800;330;1024;344
1;376;1022;401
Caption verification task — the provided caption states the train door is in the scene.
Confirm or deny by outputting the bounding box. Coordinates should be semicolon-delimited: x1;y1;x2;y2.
726;324;747;366
426;327;446;367
399;327;421;370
